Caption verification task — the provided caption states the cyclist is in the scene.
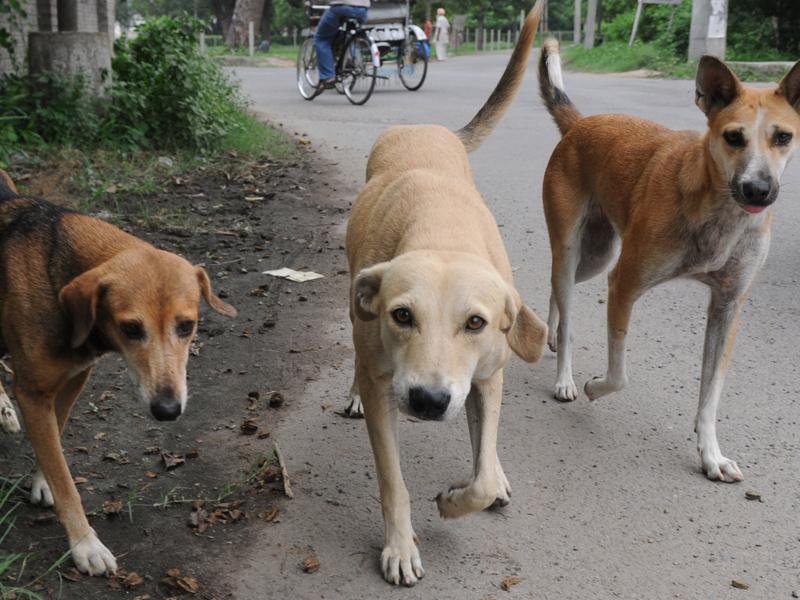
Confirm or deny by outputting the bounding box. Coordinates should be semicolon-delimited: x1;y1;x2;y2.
314;0;370;92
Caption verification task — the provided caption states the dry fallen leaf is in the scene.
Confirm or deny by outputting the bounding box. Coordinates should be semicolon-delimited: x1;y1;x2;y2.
161;452;186;470
268;392;285;408
240;419;259;435
145;471;158;479
73;476;88;485
259;505;280;522
161;568;200;594
123;571;144;589
732;579;750;590
301;554;320;574
103;499;124;515
60;567;82;582
500;575;523;591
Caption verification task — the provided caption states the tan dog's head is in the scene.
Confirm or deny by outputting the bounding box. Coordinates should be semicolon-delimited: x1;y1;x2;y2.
60;248;236;421
353;251;546;421
696;56;800;214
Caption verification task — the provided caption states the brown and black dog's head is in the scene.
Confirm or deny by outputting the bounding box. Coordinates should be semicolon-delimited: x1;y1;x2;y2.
696;57;800;214
59;236;236;421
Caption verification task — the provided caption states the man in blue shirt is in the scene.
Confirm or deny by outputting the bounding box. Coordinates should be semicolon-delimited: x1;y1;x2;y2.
315;0;370;91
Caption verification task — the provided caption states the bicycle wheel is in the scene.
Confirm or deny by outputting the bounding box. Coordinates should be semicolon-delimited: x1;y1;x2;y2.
398;33;428;91
297;37;319;100
341;34;377;105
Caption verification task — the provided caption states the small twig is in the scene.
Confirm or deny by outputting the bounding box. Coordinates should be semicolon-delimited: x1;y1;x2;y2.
274;443;294;499
0;359;13;375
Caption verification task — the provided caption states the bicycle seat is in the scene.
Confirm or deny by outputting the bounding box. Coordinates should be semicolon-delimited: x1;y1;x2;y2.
344;18;361;30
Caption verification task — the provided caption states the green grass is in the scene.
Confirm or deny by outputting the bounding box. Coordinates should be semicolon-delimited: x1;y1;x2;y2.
206;42;299;62
561;41;784;82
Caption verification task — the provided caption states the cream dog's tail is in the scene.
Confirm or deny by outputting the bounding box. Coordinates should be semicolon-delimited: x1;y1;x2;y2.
538;38;582;136
455;0;544;152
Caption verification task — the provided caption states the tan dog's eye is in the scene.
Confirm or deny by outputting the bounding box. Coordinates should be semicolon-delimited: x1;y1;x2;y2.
176;320;196;338
774;131;793;146
723;129;745;148
391;308;413;327
465;316;486;332
120;321;145;341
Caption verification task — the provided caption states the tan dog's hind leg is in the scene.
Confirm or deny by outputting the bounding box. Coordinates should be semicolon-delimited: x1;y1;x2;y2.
0;382;20;433
695;286;752;483
551;240;581;401
344;357;364;417
30;369;92;507
584;256;639;400
436;372;504;518
360;373;424;586
18;373;116;576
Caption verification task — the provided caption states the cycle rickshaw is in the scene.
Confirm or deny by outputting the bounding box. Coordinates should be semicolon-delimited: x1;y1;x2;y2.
297;0;429;105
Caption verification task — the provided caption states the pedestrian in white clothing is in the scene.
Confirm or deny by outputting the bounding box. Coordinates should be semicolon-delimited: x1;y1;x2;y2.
434;7;449;61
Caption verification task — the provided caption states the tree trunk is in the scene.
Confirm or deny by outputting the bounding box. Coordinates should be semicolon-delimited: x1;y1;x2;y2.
260;0;273;45
226;0;267;48
211;0;236;38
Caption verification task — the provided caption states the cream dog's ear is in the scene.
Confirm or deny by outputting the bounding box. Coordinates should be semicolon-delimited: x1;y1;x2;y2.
503;286;547;363
353;262;389;321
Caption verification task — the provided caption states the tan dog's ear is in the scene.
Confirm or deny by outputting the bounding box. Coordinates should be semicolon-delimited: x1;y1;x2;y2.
695;56;742;115
778;61;800;111
353;263;388;321
59;269;105;348
196;267;237;317
503;287;547;363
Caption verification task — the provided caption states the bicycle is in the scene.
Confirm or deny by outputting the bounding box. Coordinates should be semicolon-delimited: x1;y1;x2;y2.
297;12;379;106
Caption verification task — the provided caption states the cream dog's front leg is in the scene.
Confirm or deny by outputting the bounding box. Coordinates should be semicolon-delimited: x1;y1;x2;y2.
436;371;503;518
360;372;424;586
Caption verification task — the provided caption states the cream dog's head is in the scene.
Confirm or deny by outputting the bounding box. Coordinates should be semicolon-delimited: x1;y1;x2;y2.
353;251;547;421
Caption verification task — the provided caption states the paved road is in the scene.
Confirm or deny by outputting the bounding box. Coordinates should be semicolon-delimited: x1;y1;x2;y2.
228;54;800;599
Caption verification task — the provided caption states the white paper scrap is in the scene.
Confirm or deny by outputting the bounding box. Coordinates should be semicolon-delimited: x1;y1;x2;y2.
264;268;325;283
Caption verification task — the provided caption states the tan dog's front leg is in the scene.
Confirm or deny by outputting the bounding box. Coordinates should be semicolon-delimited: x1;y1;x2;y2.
17;383;117;576
436;372;503;518
360;374;424;586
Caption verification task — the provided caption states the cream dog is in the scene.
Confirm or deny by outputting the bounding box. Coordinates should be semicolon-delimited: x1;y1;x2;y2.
345;1;546;586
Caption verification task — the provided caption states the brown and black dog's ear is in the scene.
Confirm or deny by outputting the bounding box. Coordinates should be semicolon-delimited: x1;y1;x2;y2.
503;287;547;363
778;60;800;112
352;262;389;322
196;267;237;317
0;169;18;199
59;269;105;348
695;55;742;116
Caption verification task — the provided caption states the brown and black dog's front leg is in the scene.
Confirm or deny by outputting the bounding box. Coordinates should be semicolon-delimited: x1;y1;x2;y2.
17;370;117;576
359;371;425;587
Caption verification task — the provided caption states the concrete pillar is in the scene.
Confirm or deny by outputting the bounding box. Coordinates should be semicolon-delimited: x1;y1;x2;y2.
689;0;728;60
584;0;597;49
573;0;581;45
57;0;78;31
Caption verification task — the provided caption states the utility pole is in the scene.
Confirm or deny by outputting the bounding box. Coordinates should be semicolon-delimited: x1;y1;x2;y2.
689;0;728;60
574;0;581;45
584;0;597;49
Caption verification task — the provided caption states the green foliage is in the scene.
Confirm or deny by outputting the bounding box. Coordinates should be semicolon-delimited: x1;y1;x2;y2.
0;0;27;62
110;16;243;151
0;15;249;166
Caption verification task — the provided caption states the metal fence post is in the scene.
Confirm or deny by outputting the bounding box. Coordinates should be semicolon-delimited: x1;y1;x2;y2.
248;21;255;57
199;32;206;53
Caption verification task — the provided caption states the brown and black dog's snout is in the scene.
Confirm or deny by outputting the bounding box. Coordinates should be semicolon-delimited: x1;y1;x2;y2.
408;386;451;420
150;386;182;421
733;173;778;212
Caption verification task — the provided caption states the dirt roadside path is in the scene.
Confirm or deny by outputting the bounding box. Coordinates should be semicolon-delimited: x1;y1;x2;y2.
0;141;355;599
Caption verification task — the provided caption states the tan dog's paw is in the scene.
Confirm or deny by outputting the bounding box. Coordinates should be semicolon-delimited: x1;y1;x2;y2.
344;392;364;418
30;470;54;507
554;377;578;402
71;530;117;576
381;532;424;586
700;450;743;483
0;393;20;433
584;374;627;401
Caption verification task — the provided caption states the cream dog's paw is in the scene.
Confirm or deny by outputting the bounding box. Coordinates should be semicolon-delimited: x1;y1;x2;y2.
554;376;578;402
30;470;54;507
344;392;364;418
71;530;117;576
436;482;494;519
381;532;424;586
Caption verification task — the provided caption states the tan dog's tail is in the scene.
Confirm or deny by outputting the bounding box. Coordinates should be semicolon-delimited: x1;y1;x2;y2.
455;0;544;152
0;169;18;200
538;38;582;136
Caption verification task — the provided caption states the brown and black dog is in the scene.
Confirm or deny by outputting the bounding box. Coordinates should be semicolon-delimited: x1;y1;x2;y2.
0;170;236;575
538;41;800;482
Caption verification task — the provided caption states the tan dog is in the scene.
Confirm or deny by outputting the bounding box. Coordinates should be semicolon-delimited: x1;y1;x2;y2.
538;41;800;482
346;1;546;586
0;171;236;575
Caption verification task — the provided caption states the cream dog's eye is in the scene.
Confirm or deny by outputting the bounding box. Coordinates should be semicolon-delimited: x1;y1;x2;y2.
465;316;486;331
120;321;145;341
392;308;413;326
